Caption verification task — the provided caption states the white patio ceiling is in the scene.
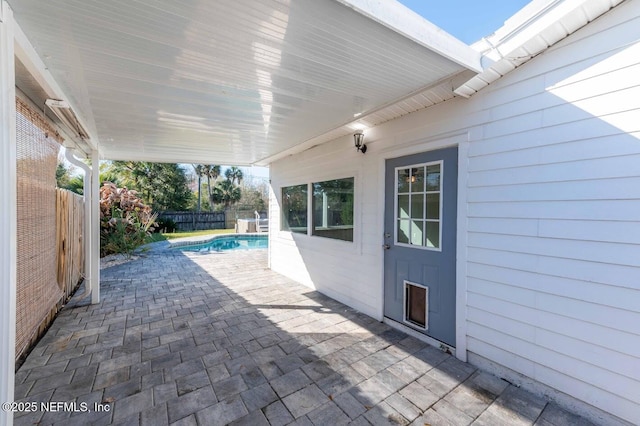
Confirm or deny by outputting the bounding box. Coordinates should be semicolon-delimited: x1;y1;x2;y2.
9;0;482;165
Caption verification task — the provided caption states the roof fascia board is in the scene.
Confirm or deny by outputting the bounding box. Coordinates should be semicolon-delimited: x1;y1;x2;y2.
478;0;580;60
335;0;484;73
12;17;98;152
455;0;624;97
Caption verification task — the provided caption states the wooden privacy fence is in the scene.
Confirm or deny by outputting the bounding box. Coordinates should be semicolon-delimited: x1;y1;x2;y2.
56;188;85;300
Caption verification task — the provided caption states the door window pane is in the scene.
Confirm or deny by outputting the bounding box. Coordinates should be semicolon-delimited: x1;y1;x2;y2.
426;221;439;248
410;194;424;219
398;195;410;219
426;194;440;220
410;167;425;193
426;164;441;191
397;169;410;193
397;220;410;244
395;160;442;250
410;220;423;246
281;184;307;234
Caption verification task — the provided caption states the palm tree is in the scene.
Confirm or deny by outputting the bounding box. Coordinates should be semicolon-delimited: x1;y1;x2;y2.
192;164;205;212
224;166;243;185
212;179;242;208
202;165;221;210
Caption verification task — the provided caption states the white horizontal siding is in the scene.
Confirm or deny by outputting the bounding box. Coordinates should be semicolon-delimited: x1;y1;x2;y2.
468;232;640;267
468;132;640;172
466;306;639;384
468;246;640;290
467;277;640;351
468;154;640;186
468;216;640;246
270;137;382;319
468;177;640;201
468;199;640;221
269;1;640;422
464;3;640;422
469;109;639;157
466;319;640;406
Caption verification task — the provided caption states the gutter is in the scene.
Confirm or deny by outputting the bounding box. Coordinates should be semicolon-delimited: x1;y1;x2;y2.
454;0;625;98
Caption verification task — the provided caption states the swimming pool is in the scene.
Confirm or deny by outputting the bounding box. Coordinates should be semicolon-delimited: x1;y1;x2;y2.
175;234;268;252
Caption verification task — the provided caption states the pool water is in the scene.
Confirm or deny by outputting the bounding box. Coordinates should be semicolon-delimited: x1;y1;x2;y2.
177;235;268;252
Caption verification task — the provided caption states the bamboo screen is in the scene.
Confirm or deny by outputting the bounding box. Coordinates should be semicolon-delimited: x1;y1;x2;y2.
15;97;64;359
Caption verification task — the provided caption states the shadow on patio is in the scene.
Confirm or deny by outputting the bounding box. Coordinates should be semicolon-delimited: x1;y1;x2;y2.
14;248;594;425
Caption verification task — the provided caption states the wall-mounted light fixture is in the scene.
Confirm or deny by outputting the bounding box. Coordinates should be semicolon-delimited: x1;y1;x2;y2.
405;168;418;184
354;130;367;154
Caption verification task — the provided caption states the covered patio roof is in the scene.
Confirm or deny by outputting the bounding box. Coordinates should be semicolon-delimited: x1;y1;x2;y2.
8;0;482;165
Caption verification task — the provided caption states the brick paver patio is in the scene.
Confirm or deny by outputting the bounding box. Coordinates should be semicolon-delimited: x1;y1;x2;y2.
14;247;599;425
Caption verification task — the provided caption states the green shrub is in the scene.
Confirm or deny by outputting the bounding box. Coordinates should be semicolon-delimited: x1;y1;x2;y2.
100;182;156;257
154;217;177;233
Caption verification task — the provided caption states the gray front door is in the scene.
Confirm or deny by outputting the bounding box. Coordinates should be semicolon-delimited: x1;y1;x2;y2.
384;146;458;346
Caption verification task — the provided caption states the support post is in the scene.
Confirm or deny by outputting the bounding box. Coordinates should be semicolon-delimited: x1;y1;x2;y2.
90;149;100;304
64;149;92;299
0;2;17;424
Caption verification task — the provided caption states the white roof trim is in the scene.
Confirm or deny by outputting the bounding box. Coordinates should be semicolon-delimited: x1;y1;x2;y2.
12;12;97;153
337;0;483;73
454;0;624;98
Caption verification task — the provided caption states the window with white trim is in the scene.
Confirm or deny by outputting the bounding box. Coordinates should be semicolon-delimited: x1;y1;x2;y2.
312;177;354;242
281;184;308;234
395;161;441;249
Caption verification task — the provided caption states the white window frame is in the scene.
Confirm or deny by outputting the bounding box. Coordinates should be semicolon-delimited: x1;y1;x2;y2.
280;183;309;235
311;176;355;243
393;160;443;251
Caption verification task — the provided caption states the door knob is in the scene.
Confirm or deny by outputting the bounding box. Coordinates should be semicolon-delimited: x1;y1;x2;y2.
384;233;391;238
382;244;390;250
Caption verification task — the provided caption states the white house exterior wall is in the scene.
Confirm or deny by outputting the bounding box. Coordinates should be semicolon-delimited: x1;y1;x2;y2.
269;1;640;423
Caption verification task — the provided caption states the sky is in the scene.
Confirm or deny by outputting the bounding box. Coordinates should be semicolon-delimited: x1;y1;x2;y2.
396;0;532;44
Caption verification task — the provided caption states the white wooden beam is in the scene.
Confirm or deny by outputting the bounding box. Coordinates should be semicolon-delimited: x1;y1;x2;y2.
0;1;16;424
90;149;100;304
65;149;93;300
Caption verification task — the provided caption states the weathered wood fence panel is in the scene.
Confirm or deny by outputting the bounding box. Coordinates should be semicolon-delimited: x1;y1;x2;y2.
56;189;85;301
158;211;226;231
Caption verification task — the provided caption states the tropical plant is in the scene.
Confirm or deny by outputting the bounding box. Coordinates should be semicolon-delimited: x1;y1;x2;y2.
189;164;222;211
104;161;193;211
154;217;177;233
202;164;221;210
56;159;84;195
56;161;71;188
238;183;267;212
212;179;242;208
192;164;204;212
224;166;244;185
99;182;157;257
